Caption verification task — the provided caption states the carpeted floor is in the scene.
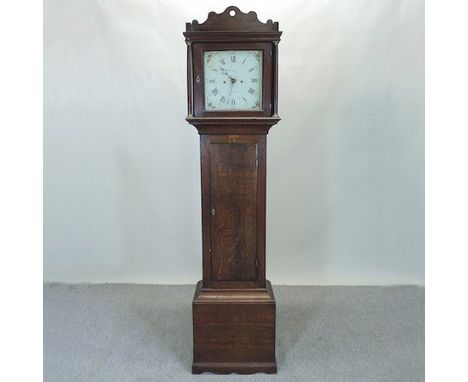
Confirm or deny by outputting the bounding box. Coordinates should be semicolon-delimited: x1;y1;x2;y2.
44;284;424;381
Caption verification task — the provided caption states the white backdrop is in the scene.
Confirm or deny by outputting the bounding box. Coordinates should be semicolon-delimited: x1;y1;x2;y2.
44;0;424;285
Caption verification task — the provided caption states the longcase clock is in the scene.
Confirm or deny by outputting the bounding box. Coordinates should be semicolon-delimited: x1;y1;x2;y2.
183;6;282;374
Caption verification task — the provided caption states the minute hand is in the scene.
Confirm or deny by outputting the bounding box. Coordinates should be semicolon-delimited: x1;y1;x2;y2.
220;68;235;81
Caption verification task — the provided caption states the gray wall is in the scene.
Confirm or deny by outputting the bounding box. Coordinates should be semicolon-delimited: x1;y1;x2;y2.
44;0;424;285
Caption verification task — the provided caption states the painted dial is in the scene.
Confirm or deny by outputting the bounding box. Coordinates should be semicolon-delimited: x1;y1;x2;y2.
204;50;263;111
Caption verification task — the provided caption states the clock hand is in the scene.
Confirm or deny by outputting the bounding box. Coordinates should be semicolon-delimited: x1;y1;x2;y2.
220;68;235;82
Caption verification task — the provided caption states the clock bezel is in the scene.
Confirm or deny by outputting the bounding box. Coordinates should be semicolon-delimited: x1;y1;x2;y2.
192;42;273;117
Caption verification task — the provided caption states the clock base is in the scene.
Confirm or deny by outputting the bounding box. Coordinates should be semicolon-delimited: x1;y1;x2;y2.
192;280;277;374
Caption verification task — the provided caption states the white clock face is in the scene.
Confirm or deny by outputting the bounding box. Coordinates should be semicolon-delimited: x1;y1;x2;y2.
204;50;263;111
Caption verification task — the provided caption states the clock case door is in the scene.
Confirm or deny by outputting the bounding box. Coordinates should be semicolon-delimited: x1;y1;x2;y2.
192;42;273;118
201;134;267;289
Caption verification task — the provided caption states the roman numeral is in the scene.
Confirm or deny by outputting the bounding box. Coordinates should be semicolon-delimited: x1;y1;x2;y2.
251;78;258;83
219;58;225;65
231;56;236;63
220;96;226;103
242;57;247;65
242;97;247;102
248;88;255;94
208;79;215;83
249;68;255;72
211;88;218;96
231;99;236;106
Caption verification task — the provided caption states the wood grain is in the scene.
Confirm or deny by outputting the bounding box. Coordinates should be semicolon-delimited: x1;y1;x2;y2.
192;280;277;373
210;142;258;281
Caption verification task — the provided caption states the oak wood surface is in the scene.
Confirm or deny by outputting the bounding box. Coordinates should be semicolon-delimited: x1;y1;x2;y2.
209;141;258;281
192;280;277;374
200;134;266;289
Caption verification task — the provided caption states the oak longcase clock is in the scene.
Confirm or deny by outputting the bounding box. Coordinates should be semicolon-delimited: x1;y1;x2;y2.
184;6;282;374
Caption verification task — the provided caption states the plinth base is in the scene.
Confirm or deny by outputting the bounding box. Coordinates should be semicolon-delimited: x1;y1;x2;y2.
192;280;277;374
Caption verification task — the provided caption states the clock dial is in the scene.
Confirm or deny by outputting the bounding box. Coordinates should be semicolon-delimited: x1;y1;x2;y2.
204;50;263;111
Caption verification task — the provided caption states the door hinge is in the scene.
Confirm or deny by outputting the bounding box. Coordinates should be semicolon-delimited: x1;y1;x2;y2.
255;158;258;167
255;258;259;268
